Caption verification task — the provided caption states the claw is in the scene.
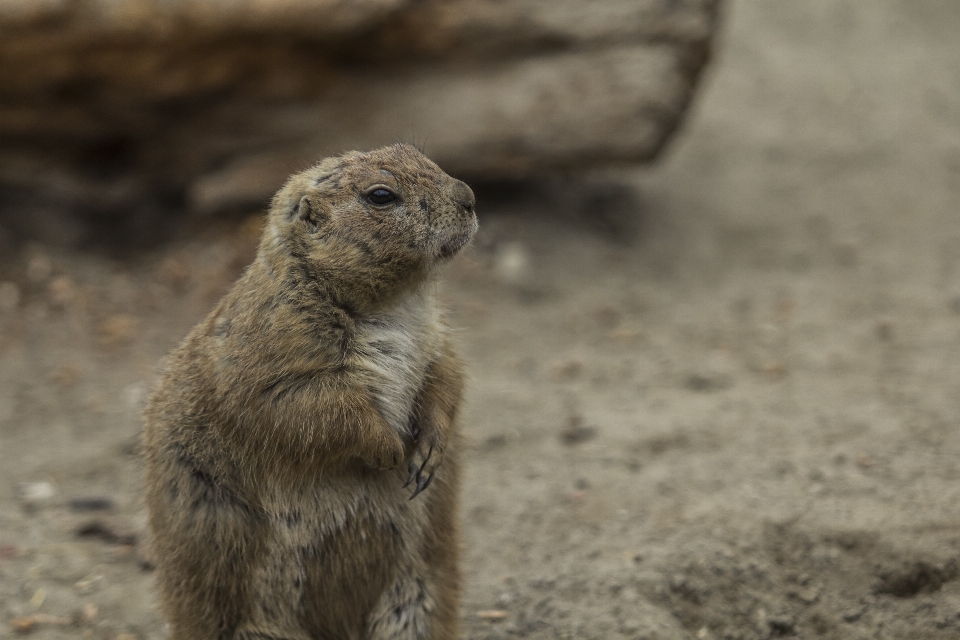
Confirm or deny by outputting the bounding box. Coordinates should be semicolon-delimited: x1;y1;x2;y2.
404;445;433;486
404;464;418;488
409;474;434;500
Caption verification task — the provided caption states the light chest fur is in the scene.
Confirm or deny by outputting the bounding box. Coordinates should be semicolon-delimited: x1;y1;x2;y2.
350;286;444;438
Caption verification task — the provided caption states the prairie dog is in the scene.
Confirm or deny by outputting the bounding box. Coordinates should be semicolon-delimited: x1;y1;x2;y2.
144;144;476;639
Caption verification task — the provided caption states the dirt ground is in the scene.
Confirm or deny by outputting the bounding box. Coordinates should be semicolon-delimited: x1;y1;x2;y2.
3;1;960;638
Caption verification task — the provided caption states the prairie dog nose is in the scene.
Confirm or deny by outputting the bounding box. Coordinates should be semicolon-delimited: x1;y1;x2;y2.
451;180;475;213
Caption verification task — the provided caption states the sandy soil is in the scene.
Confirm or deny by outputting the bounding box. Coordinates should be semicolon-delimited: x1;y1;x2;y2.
3;1;960;638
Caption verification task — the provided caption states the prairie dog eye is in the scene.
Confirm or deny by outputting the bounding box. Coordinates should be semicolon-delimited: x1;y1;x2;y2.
366;188;397;206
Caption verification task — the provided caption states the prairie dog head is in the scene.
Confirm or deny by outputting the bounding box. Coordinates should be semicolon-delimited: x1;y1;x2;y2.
261;144;477;309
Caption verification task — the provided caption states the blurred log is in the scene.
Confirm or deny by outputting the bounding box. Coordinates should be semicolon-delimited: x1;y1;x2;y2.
0;0;720;244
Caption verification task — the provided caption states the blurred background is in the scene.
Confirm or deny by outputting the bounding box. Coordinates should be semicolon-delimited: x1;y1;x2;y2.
2;1;960;639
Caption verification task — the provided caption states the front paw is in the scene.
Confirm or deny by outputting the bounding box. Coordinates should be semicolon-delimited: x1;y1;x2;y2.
404;434;444;499
362;431;405;471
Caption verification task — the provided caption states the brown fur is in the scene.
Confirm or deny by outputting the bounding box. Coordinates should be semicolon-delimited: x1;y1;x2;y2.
143;144;477;640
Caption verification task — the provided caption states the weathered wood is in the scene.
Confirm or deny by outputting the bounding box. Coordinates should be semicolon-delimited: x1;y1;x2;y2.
0;0;720;240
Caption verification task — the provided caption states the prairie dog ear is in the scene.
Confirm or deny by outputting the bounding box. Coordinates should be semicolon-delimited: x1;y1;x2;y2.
294;195;330;233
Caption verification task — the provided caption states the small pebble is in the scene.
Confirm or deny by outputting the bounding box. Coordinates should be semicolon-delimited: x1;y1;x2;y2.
560;414;596;445
110;544;136;560
686;374;712;391
136;538;157;571
799;587;820;604
842;607;865;622
766;616;795;634
76;519;138;545
687;350;735;390
16;481;56;509
623;551;643;565
69;496;116;512
74;573;105;595
550;359;583;380
621;619;641;634
10;613;71;633
82;603;99;623
476;610;508;621
0;543;17;559
29;587;46;609
11;616;37;633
